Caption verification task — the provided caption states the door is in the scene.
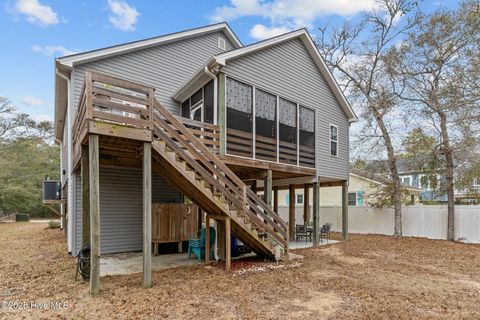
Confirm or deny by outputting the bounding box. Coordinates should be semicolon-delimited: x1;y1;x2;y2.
190;103;203;122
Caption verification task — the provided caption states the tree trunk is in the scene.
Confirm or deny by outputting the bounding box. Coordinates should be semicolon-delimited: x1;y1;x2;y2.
439;112;455;241
372;107;403;237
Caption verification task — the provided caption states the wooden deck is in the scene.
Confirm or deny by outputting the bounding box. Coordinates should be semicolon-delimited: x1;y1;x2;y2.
72;71;315;180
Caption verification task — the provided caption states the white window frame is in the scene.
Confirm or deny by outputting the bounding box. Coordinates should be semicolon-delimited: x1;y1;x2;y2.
330;124;338;157
296;194;304;205
348;192;357;206
473;178;478;187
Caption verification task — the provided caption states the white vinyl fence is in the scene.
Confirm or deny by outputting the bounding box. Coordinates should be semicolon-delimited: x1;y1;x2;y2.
278;205;480;243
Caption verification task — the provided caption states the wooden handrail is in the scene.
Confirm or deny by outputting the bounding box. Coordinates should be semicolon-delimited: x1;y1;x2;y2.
153;100;288;247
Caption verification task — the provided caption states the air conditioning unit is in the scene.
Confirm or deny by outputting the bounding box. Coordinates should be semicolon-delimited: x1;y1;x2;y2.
43;180;61;203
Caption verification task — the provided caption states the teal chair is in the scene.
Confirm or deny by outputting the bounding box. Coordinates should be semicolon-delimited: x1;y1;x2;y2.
188;228;216;262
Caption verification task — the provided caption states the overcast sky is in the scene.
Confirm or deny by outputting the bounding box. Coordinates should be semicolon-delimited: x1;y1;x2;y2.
0;0;459;123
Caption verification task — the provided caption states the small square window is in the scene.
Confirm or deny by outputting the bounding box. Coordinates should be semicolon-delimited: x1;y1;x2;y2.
296;194;304;205
348;192;356;206
218;37;226;50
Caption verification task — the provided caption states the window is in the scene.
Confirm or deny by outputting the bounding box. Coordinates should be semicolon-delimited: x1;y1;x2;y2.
401;176;411;186
473;178;479;186
330;125;338;157
296;194;304;205
348;191;363;206
180;80;214;124
348;192;356;206
218;37;226;50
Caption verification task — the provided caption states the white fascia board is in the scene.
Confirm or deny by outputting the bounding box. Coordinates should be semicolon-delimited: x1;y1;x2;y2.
57;23;242;68
350;173;384;186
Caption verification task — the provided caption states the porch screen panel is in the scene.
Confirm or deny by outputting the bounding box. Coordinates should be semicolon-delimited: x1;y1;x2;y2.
279;98;297;165
226;78;253;158
181;99;190;118
255;89;277;161
299;106;315;167
204;80;214;124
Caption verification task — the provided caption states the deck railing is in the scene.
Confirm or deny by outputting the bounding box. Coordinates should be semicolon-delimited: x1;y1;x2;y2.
226;128;315;168
71;71;220;159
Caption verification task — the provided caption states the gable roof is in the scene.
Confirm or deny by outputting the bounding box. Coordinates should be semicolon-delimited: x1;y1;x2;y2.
172;28;358;123
350;168;422;192
54;22;242;141
56;22;242;68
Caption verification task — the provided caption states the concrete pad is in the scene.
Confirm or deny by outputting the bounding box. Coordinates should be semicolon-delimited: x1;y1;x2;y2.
289;240;339;250
100;252;198;277
288;252;304;260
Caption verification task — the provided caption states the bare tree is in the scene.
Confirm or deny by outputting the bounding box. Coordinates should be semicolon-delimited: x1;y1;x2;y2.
0;96;53;146
387;1;480;240
317;0;420;237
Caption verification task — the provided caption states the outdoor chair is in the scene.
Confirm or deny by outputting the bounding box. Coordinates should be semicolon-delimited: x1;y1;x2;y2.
319;223;332;242
188;227;216;262
295;224;312;242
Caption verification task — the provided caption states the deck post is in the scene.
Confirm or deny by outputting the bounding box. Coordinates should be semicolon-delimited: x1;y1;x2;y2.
88;134;100;296
251;180;257;194
303;184;310;225
312;182;320;246
342;180;349;241
143;142;152;288
288;184;295;241
225;217;231;272
273;186;279;213
264;170;272;207
205;215;210;264
81;144;90;247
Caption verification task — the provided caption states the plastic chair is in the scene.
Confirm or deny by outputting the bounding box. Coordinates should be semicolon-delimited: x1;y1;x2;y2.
188;227;216;262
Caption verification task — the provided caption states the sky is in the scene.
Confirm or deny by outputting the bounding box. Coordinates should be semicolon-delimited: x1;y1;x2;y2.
0;0;461;123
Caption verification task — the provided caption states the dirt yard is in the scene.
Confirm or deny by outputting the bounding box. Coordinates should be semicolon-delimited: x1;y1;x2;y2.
1;222;479;319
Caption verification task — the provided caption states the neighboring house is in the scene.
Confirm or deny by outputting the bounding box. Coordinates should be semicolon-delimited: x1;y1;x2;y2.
271;169;422;208
397;159;479;204
54;23;357;292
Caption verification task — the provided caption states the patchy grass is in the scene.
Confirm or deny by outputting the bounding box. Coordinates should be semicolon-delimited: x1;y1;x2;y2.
1;223;479;319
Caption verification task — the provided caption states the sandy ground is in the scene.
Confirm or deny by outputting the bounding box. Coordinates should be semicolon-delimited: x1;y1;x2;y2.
1;222;479;319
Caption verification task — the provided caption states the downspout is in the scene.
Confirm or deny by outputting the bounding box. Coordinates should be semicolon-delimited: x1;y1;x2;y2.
204;65;218;125
204;65;220;260
56;68;74;254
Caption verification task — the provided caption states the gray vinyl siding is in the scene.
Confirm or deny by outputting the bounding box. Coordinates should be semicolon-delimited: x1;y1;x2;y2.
71;31;235;115
222;38;349;180
73;166;182;255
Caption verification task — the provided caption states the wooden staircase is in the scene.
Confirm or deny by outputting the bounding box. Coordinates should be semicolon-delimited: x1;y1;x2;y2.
71;70;289;260
151;99;289;259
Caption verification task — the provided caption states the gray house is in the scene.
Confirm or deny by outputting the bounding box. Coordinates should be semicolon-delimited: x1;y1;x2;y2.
54;23;357;293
